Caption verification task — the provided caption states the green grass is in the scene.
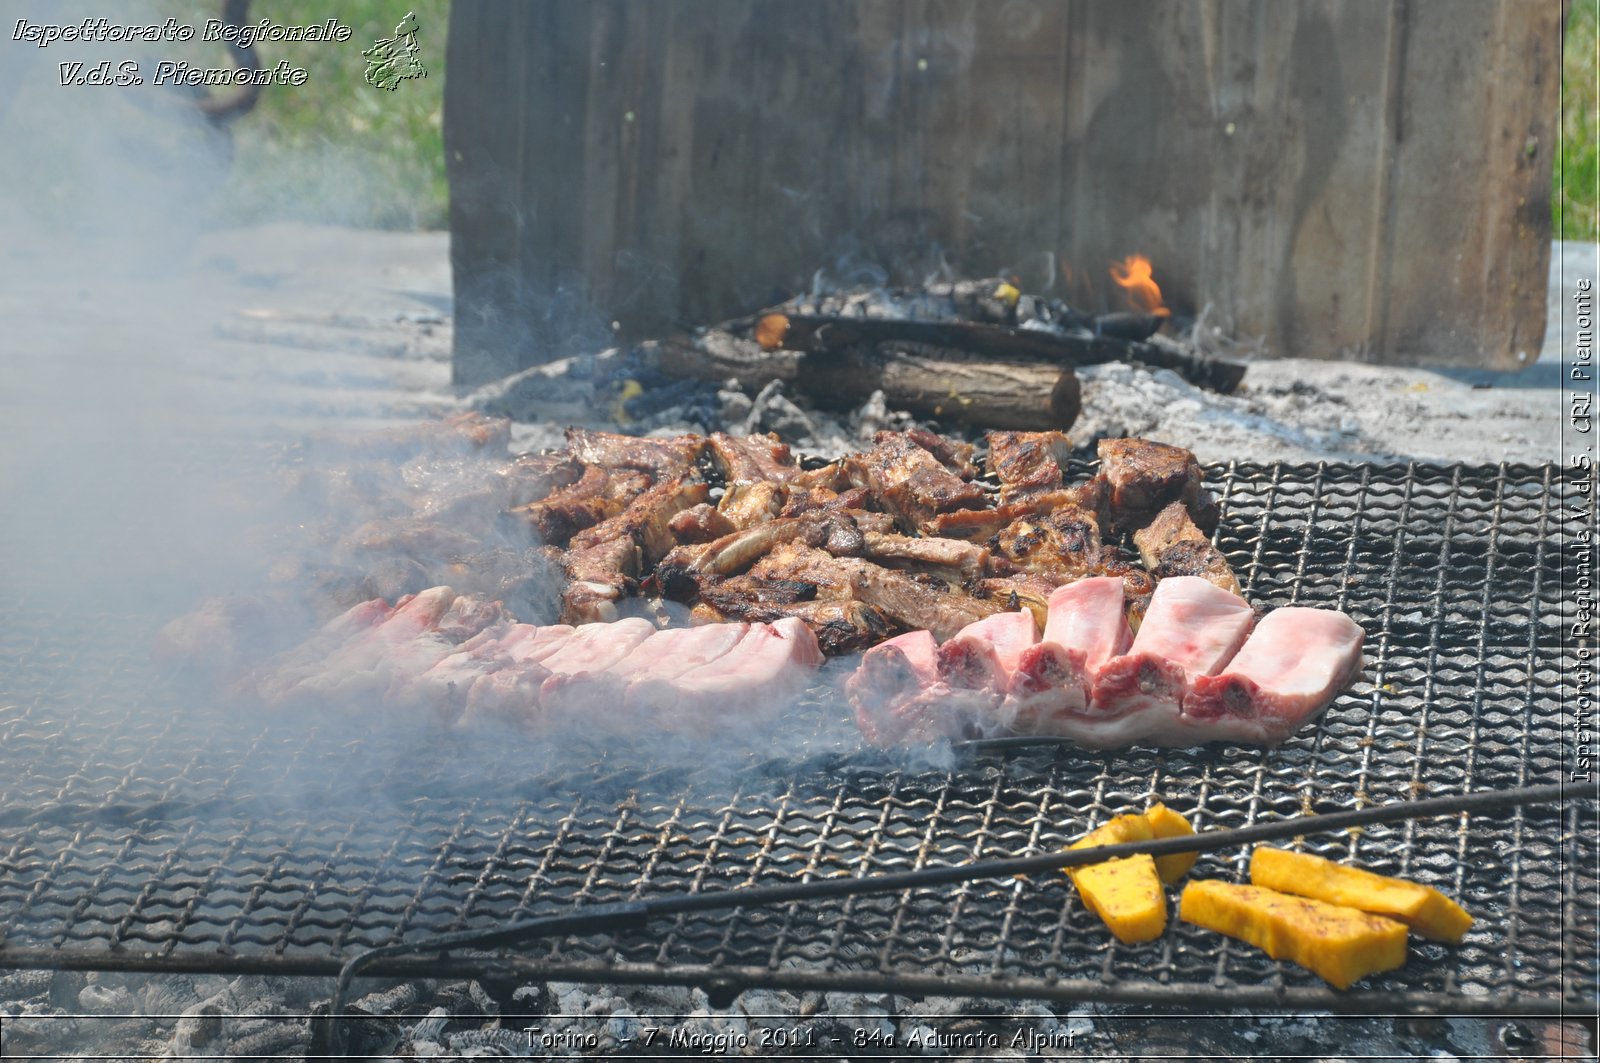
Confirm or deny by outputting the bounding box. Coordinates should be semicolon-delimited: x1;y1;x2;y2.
1560;0;1599;240
182;0;449;229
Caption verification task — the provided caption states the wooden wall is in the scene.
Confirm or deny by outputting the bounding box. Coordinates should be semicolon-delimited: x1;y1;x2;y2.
445;0;1561;385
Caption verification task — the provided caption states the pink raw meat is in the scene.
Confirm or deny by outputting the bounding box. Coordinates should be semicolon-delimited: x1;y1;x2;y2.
405;623;572;716
1180;607;1364;744
934;610;1038;735
845;630;956;747
1091;576;1254;717
1005;577;1131;731
640;618;823;727
537;618;659;718
549;622;749;723
244;596;393;706
263;588;460;706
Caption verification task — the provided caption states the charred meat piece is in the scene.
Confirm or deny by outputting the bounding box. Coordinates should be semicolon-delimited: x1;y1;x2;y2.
655;518;812;597
1091;576;1254;718
1181;607;1363;745
927;488;1085;540
792;546;1000;640
972;573;1056;629
718;480;788;530
846;433;987;532
988;506;1105;582
859;531;991;583
668;502;737;543
511;465;654;546
707;432;798;530
497;451;583;507
706;432;799;483
1096;437;1203;531
1133;501;1241;597
893;426;978;478
694;588;892;655
561;475;710;623
986;430;1073;501
564;427;707;478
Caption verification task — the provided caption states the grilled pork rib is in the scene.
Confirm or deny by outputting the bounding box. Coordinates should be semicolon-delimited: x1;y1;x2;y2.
1133;501;1241;596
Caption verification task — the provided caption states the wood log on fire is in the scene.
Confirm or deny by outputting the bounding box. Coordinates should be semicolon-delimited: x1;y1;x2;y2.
655;334;1079;431
805;342;1080;430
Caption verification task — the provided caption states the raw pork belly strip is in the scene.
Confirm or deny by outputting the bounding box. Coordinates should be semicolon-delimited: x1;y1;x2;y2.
1090;576;1254;717
1181;607;1364;743
551;622;749;724
1005;577;1131;732
416;623;573;719
638;617;823;727
935;611;1039;726
845;630;957;747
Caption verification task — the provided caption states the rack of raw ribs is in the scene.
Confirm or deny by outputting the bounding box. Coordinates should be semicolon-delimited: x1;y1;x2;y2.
194;423;1364;749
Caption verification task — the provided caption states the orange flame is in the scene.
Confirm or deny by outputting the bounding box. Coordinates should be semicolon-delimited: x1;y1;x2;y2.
1109;254;1170;318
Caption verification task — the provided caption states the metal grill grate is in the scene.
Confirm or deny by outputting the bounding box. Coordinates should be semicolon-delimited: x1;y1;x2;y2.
0;461;1593;1012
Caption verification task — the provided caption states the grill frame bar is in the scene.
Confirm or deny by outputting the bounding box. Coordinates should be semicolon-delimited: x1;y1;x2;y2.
0;459;1594;1012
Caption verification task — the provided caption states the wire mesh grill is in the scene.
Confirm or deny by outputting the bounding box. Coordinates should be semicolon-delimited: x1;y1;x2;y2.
0;461;1593;1012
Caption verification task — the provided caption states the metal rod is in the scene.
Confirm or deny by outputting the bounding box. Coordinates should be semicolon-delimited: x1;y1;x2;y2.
322;781;1566;1054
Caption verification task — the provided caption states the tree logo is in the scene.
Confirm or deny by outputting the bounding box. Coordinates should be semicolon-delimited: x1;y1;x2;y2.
362;12;426;91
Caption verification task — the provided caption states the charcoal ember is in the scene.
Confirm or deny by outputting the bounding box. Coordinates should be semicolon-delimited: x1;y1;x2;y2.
0;970;53;1000
76;982;132;1014
447;1026;529;1054
226;1021;308;1058
172;1003;224;1056
740;379;818;443
308;1002;401;1058
353;980;428;1015
622;376;716;420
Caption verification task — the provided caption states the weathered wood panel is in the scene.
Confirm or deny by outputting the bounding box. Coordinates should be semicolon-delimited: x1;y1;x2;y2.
446;0;1560;385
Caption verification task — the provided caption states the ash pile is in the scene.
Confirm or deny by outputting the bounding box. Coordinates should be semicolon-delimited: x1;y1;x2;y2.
2;969;1503;1060
466;274;1383;465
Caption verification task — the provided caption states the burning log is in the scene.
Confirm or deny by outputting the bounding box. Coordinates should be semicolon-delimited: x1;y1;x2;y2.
656;334;1080;431
805;343;1080;430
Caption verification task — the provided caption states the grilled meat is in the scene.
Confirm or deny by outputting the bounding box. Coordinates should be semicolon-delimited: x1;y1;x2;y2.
694;588;892;654
498;452;583;506
971;573;1055;627
668;502;737;543
706;432;799;483
986;430;1073;501
564;427;707;478
845;432;987;532
752;542;999;640
561;475;710;623
1096;437;1204;530
1133;501;1241;596
894;426;979;478
512;465;654;546
859;531;991;582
